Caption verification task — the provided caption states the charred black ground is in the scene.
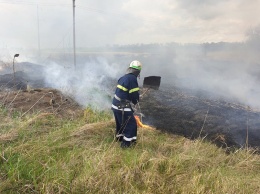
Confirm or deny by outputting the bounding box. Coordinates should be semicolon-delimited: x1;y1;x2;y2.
141;85;260;149
1;63;260;150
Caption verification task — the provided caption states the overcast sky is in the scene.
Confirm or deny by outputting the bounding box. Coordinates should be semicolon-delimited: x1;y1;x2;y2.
0;0;260;49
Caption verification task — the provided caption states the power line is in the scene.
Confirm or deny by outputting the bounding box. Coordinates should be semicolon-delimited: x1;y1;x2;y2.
37;5;41;57
0;0;172;37
0;0;180;47
41;25;73;65
0;0;162;24
75;4;163;24
72;0;76;68
0;0;71;7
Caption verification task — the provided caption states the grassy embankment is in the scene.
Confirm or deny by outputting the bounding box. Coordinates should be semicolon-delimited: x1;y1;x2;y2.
0;106;260;194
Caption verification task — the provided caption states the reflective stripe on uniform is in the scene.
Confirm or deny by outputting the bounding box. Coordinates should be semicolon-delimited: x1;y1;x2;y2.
117;84;128;91
129;87;139;93
117;84;139;94
111;104;132;111
123;136;137;141
116;134;124;138
114;94;121;101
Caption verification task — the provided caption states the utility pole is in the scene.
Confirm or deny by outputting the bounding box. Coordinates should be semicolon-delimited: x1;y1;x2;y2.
73;0;76;68
37;5;41;58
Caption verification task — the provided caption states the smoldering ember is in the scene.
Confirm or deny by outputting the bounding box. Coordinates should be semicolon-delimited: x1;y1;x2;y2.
1;60;260;151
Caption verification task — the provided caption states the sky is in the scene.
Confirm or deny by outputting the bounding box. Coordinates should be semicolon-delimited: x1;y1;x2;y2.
1;0;260;113
0;0;260;49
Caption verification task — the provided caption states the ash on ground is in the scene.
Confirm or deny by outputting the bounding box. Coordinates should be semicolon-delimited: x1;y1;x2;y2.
140;85;260;149
1;62;260;149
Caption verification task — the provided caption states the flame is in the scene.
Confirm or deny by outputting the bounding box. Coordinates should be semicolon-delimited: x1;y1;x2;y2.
134;115;152;129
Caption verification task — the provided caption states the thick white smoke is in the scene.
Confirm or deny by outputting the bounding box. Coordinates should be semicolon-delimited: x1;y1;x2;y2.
171;47;260;109
140;42;260;110
43;57;122;109
2;39;260;111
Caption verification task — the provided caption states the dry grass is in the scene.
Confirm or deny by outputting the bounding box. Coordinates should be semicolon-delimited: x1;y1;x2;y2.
0;107;260;194
0;113;53;143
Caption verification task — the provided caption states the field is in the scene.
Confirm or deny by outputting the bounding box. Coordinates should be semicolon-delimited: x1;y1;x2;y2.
1;102;260;193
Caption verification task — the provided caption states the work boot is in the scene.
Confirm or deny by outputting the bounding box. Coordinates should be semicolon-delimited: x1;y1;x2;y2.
120;140;131;148
116;136;123;142
131;140;137;147
115;133;123;142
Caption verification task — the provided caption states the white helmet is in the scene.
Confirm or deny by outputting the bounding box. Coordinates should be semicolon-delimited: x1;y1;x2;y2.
129;60;142;71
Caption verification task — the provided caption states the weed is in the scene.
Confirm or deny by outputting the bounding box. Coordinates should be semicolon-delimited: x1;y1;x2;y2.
0;106;260;193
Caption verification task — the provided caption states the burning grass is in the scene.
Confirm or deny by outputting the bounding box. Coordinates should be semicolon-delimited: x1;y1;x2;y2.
0;106;260;194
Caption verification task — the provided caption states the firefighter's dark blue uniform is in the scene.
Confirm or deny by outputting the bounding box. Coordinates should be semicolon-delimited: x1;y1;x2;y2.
111;73;139;147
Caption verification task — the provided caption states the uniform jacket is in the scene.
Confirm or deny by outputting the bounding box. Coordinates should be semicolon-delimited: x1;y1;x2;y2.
112;73;140;111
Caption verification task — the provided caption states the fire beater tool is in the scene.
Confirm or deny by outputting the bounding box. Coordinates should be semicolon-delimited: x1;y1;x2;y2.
135;75;161;122
141;76;161;98
143;76;161;90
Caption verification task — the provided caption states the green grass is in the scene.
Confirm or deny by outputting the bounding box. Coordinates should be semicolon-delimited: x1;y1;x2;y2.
0;107;260;194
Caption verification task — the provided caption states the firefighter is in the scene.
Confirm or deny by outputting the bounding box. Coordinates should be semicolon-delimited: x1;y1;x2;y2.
111;60;142;148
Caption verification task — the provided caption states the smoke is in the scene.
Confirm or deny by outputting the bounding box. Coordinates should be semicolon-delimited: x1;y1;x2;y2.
42;57;122;109
177;46;260;109
0;47;41;74
1;37;260;111
137;41;260;110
